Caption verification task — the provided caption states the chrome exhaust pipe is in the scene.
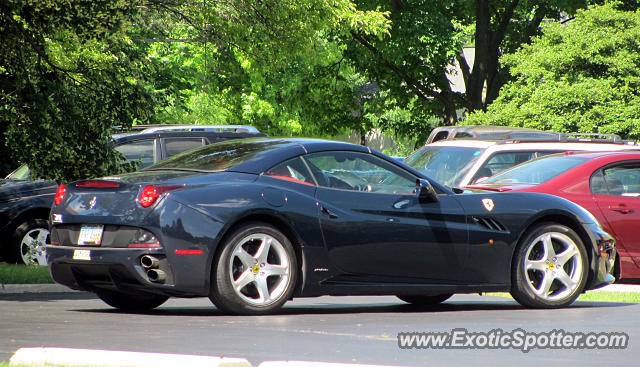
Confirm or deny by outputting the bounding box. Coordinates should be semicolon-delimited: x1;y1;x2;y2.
147;269;166;282
140;255;160;269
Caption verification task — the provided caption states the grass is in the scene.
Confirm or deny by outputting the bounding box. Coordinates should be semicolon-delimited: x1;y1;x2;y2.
0;263;54;284
486;291;640;303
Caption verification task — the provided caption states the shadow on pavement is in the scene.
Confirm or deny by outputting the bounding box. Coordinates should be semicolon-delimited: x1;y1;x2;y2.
68;296;636;317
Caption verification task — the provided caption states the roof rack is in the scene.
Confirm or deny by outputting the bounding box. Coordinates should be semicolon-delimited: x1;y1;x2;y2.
495;132;629;144
139;124;261;134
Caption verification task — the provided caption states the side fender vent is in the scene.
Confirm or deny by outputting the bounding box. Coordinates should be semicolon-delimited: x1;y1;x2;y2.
472;216;507;232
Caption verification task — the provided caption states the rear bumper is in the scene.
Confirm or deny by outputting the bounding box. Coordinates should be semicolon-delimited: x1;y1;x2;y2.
46;246;208;297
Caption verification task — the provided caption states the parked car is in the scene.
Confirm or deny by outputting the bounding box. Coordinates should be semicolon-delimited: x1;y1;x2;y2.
0;125;265;265
466;151;640;283
404;134;640;188
47;138;615;314
426;125;561;143
112;125;266;169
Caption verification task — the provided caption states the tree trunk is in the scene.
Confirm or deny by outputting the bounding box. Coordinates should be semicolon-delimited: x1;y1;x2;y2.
467;0;490;112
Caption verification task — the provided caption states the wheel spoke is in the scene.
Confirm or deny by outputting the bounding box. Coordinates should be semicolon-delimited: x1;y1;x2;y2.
556;245;578;267
541;234;556;261
233;269;254;291
254;236;272;264
534;272;554;296
525;259;548;272
33;252;47;265
264;264;288;277
555;268;576;290
255;276;271;303
234;248;255;268
36;230;48;244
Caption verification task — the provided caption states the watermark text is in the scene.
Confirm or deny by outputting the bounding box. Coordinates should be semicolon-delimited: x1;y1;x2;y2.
398;328;628;353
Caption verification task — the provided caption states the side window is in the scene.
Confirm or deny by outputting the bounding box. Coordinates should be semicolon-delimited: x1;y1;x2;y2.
473;151;537;182
114;139;156;169
304;151;415;194
454;132;473;139
265;157;315;186
536;150;564;158
164;138;205;158
601;164;640;197
431;131;449;142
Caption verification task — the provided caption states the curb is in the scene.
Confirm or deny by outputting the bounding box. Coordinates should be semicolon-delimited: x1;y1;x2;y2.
0;283;81;294
258;362;404;367
9;348;407;367
10;347;252;367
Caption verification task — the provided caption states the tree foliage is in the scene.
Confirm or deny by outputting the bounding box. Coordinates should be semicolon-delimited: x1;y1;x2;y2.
468;2;640;140
0;0;157;181
344;0;599;134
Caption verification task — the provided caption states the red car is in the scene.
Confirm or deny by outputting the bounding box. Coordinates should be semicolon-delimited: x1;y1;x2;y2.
467;151;640;283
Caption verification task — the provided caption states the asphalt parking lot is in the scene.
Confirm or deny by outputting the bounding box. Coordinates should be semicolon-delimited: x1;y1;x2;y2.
0;291;638;366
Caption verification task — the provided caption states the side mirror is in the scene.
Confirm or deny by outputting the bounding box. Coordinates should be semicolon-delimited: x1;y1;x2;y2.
416;179;439;203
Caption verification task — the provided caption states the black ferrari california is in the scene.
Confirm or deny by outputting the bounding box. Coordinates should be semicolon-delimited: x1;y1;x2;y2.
47;138;616;314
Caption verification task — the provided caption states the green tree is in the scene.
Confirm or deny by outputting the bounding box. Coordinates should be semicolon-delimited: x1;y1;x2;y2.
468;2;640;140
141;1;393;141
0;1;157;181
345;0;599;131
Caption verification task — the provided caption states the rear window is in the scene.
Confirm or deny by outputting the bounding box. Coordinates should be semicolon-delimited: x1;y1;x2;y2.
147;139;287;171
404;146;484;187
481;155;588;185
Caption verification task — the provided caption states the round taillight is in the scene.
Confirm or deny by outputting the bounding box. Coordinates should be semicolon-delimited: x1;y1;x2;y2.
139;185;158;208
54;185;66;206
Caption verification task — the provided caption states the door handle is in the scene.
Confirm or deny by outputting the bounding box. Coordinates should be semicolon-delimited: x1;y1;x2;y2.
321;206;339;219
608;204;633;214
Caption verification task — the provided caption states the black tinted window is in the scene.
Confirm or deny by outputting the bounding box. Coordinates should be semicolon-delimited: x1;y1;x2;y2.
114;139;156;169
164;138;204;157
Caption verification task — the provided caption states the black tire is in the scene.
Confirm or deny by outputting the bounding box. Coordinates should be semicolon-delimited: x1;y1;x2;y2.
96;289;169;311
397;294;453;306
510;223;588;308
209;222;297;315
9;219;50;265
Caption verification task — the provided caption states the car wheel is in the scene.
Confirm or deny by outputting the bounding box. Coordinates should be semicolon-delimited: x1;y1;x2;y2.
95;289;169;311
511;223;588;308
210;222;297;315
397;294;452;306
10;219;50;265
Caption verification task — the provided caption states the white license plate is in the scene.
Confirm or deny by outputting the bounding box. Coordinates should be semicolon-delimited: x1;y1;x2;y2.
78;225;104;246
73;249;91;261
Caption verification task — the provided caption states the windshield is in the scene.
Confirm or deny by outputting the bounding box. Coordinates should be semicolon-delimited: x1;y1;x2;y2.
481;155;588;185
147;139;289;171
404;146;484;187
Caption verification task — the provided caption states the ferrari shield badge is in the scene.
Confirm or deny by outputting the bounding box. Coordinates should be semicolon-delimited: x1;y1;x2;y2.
482;198;495;212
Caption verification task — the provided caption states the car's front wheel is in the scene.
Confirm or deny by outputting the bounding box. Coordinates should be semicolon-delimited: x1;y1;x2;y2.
95;289;169;311
397;294;452;306
210;222;297;315
511;223;588;308
10;219;50;265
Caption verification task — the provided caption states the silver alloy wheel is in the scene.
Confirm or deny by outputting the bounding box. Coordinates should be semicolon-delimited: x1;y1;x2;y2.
523;231;583;301
228;233;291;306
20;227;50;265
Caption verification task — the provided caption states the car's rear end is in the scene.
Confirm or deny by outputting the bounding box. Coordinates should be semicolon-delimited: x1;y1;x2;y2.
46;175;221;299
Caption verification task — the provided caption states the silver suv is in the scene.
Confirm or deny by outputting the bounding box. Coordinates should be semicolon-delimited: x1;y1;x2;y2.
405;134;640;188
